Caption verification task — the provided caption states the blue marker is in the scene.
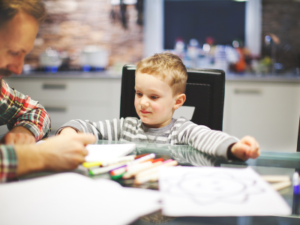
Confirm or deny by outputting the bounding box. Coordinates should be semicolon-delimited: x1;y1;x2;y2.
293;172;300;195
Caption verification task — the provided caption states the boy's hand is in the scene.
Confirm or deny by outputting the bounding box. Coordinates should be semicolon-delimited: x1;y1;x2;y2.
230;136;260;161
59;127;78;136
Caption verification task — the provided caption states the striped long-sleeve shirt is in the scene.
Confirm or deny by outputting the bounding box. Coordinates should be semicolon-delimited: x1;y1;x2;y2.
57;117;239;159
0;79;51;183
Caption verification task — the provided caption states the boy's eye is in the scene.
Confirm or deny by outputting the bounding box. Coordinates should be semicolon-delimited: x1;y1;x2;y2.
150;96;158;100
136;92;142;97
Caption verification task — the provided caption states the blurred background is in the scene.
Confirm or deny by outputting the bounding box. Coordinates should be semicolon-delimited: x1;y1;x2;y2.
21;0;300;76
4;0;300;153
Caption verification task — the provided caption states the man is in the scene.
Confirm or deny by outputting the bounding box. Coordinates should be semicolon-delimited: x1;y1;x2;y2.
0;0;49;144
0;0;96;182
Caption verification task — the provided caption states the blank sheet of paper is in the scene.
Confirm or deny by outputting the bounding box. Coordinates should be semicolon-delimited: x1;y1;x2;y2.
0;173;161;225
85;143;136;162
159;167;291;217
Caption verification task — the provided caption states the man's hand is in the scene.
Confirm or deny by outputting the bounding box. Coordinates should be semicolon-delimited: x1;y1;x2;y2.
230;136;260;161
15;133;96;176
39;134;96;171
1;126;36;144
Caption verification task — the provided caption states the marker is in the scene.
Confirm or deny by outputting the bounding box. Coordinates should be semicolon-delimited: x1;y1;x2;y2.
271;181;291;191
110;159;154;176
123;161;163;179
83;155;136;168
110;167;127;176
293;172;300;194
107;155;149;173
108;164;128;173
83;161;102;168
128;153;156;166
134;154;149;159
89;162;128;176
109;154;152;176
134;161;178;184
135;171;159;185
90;153;156;176
152;158;164;163
135;160;175;178
101;155;136;167
111;172;126;180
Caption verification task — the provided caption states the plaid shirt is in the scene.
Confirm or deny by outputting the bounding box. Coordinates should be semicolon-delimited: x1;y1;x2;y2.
0;79;51;182
0;145;17;182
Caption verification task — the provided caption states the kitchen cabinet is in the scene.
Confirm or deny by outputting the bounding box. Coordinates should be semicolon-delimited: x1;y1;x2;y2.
223;80;300;152
1;77;121;134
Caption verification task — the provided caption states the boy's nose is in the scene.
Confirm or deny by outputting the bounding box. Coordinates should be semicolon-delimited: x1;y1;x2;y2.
140;97;149;108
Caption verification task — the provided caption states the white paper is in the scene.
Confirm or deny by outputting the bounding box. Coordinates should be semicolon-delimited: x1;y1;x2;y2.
159;167;291;217
85;143;136;162
0;173;161;225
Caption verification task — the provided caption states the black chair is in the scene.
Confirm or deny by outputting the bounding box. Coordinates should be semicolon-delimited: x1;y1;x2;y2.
120;65;225;131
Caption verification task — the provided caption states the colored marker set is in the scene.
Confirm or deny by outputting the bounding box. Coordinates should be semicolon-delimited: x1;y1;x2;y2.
83;153;178;185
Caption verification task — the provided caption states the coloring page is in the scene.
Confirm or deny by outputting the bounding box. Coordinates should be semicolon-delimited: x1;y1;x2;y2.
159;167;291;216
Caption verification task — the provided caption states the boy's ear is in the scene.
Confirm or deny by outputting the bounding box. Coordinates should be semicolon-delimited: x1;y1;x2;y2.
173;94;186;110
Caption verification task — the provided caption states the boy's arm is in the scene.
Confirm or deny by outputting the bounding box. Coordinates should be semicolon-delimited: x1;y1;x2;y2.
56;118;124;141
0;80;51;141
178;120;239;159
178;121;260;160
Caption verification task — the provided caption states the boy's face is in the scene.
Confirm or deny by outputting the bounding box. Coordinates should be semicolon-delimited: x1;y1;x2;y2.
134;72;179;128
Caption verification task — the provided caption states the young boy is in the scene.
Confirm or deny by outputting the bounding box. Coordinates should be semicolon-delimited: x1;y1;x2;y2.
58;53;260;161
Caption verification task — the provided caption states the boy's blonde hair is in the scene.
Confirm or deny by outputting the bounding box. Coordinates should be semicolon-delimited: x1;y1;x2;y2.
136;52;188;95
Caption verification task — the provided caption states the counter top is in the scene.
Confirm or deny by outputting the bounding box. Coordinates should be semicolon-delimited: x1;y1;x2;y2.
226;73;300;83
6;71;300;83
7;71;122;79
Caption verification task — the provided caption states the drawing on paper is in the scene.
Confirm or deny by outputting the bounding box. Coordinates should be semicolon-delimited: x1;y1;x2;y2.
162;171;265;205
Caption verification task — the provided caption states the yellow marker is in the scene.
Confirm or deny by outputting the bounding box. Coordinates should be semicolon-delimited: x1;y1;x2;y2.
82;161;102;168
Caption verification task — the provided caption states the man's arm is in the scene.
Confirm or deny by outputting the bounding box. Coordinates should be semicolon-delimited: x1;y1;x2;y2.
0;133;96;182
0;145;18;182
0;80;51;142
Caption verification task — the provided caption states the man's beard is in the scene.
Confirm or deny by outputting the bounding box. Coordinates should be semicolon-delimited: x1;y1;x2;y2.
0;69;13;78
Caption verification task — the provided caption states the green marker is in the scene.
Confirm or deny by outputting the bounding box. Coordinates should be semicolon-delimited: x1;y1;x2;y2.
111;172;126;180
89;170;94;176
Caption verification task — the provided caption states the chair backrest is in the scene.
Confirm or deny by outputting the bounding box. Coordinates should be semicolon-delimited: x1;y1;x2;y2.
120;65;225;131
